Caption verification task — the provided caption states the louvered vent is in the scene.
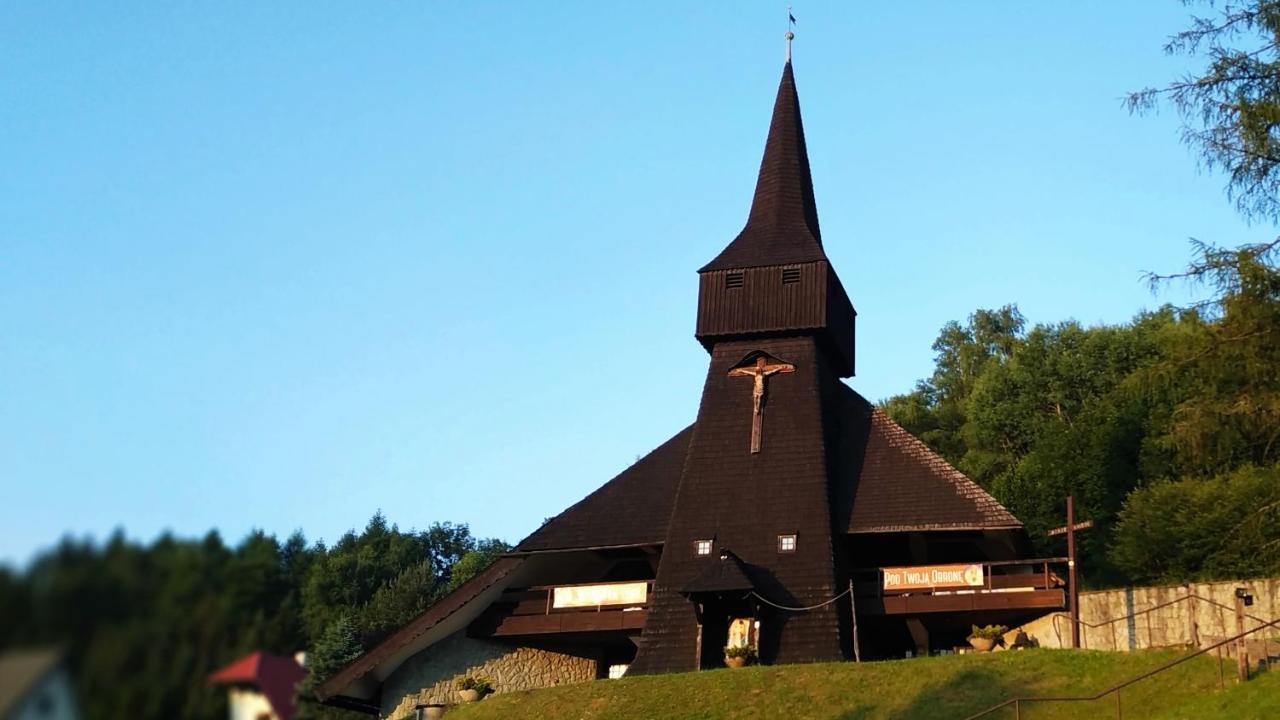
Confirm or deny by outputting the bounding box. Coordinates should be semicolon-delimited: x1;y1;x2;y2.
725;272;745;289
781;268;801;285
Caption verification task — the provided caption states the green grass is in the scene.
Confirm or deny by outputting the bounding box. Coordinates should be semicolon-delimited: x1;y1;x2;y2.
446;649;1277;720
1150;664;1280;720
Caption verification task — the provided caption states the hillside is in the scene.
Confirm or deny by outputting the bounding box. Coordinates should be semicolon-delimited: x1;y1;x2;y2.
443;648;1278;720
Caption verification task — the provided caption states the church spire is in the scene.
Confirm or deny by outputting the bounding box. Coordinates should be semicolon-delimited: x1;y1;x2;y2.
701;56;824;271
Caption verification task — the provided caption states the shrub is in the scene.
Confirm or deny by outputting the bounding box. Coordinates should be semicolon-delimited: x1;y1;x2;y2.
969;624;1008;641
1111;464;1280;583
723;644;758;661
455;675;493;694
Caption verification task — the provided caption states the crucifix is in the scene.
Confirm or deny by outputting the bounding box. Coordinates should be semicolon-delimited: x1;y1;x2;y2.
728;354;795;454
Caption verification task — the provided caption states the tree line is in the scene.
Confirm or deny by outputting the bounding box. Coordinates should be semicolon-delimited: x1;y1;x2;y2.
883;242;1280;585
2;1;1279;717
880;0;1280;587
0;514;507;720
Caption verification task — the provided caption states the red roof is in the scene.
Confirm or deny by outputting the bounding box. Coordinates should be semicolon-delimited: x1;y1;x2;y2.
208;651;306;720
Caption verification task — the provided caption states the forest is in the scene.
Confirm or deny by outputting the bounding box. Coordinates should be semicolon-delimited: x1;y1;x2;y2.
2;2;1279;719
0;516;507;719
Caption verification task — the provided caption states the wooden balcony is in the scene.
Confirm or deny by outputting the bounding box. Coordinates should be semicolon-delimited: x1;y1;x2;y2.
854;559;1067;616
469;581;651;638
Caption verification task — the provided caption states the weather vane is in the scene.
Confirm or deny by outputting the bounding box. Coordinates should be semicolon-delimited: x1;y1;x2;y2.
786;7;796;62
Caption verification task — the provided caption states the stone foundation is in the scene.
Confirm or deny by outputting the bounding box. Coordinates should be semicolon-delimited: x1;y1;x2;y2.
381;631;597;718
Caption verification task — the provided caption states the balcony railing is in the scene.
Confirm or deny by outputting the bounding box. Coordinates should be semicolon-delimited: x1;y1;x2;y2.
471;581;653;637
851;559;1068;616
498;580;653;615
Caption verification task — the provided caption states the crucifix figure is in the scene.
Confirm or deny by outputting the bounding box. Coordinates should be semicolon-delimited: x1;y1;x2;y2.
728;354;796;454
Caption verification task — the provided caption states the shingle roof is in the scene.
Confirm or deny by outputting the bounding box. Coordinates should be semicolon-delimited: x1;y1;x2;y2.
514;384;1018;558
701;61;826;271
514;425;693;552
506;383;1017;558
680;550;756;594
832;386;1023;533
0;647;63;717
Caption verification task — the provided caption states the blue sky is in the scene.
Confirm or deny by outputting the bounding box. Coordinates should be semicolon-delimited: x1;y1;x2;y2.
0;2;1265;566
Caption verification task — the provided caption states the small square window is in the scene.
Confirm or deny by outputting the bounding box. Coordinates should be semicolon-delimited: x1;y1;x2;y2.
725;272;745;289
778;534;797;553
781;267;801;285
695;539;713;556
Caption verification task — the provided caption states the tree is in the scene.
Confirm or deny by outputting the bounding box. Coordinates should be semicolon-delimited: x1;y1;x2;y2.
883;307;1184;583
1140;240;1280;475
447;539;512;592
299;514;486;643
295;614;365;720
1112;464;1280;582
1128;1;1280;223
881;305;1025;467
0;515;506;720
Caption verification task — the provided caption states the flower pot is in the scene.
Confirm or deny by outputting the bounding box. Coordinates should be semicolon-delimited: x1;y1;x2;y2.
724;656;747;669
423;706;446;719
457;689;481;703
968;637;996;653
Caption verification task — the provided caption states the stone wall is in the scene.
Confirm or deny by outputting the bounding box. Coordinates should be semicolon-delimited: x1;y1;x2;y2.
381;631;597;718
1017;577;1280;651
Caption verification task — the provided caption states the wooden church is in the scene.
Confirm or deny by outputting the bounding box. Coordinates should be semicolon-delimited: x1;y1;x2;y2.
318;53;1066;717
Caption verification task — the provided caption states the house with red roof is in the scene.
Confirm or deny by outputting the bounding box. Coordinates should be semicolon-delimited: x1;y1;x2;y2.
208;652;306;720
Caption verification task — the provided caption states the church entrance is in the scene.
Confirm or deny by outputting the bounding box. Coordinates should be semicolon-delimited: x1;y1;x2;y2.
694;594;759;669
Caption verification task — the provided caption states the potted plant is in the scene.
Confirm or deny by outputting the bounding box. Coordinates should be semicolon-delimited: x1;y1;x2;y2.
454;676;492;703
968;624;1008;653
723;644;757;668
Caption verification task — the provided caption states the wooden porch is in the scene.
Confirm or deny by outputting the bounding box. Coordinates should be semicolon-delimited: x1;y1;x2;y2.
854;559;1067;616
469;581;651;638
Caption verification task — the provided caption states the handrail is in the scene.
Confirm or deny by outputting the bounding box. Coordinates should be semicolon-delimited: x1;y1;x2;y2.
851;558;1068;601
849;557;1069;573
962;615;1280;720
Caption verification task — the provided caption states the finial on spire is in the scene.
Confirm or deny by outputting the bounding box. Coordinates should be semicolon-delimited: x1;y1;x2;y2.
786;7;796;63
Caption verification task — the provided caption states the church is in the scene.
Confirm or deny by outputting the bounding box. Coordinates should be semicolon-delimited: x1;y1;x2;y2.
318;49;1066;717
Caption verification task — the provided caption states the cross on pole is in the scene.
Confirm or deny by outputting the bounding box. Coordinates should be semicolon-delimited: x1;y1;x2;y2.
1047;495;1093;649
785;7;795;62
728;354;795;454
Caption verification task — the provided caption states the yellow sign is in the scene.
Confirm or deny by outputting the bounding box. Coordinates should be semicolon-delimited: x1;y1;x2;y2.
882;564;983;591
552;582;648;609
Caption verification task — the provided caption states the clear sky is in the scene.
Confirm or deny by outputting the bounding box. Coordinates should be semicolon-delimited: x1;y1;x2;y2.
0;2;1266;566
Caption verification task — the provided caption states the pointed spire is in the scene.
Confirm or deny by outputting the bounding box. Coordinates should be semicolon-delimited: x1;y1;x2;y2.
701;58;825;272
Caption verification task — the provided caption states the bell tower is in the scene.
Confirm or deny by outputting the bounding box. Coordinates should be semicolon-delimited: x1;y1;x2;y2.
631;55;855;675
694;60;856;377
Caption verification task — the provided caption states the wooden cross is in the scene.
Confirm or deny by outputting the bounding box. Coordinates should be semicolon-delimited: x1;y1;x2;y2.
1047;495;1094;649
728;355;795;454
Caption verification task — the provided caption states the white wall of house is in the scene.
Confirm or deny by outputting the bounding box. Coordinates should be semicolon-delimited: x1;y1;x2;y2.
226;687;276;720
9;667;79;720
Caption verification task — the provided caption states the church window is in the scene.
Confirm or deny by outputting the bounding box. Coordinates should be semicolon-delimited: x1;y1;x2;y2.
725;272;745;289
778;534;797;553
694;539;713;556
781;267;801;284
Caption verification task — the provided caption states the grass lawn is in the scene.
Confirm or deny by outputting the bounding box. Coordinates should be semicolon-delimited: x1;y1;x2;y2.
444;648;1275;720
